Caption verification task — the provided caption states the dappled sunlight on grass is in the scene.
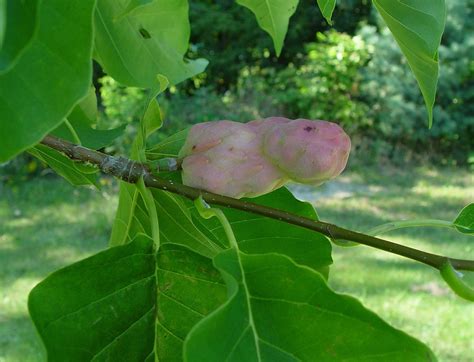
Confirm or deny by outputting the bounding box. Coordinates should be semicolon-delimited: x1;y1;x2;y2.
310;167;474;361
1;178;115;361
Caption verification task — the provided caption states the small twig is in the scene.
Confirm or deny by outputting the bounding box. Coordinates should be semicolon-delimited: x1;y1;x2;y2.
40;135;474;272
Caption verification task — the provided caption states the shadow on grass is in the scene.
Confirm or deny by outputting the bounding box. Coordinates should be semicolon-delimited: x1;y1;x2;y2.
0;315;45;361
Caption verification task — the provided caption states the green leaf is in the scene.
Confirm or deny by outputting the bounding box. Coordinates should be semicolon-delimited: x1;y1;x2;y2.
116;0;153;19
94;0;208;87
190;187;332;277
29;234;227;360
453;203;474;234
109;182;152;247
146;128;190;159
236;0;299;56
28;145;98;187
185;250;435;361
0;0;39;72
132;75;169;160
110;83;170;247
154;243;226;360
316;0;336;25
151;190;223;258
0;0;96;162
372;0;446;127
52;88;127;150
0;0;5;48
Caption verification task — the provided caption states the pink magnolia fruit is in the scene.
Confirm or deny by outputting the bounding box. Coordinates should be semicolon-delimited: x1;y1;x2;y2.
262;119;351;184
179;117;351;198
180;120;286;198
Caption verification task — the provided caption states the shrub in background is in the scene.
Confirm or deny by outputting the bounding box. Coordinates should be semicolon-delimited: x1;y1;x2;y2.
357;0;474;165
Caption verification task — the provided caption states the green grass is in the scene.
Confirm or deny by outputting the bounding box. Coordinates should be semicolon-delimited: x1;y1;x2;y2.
0;167;473;361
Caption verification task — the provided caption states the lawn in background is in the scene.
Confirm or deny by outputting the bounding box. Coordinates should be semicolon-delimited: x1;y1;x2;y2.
1;167;473;361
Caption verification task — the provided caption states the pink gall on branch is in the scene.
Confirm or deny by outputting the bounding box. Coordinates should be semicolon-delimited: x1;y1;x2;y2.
179;117;351;198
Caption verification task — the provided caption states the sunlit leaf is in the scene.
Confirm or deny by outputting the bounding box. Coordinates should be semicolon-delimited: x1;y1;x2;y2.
0;0;96;162
185;250;435;361
94;0;207;87
373;0;446;126
453;203;474;234
116;0;153;19
236;0;299;56
316;0;336;25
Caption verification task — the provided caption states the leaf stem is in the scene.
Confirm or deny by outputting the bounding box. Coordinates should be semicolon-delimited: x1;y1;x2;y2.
64;119;82;145
137;177;160;248
39;135;474;272
194;196;235;248
440;261;474;302
367;219;454;236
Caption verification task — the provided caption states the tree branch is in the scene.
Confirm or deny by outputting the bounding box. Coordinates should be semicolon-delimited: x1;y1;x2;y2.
40;135;474;272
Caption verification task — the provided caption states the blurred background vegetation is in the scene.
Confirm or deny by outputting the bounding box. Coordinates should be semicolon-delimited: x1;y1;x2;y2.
2;0;473;183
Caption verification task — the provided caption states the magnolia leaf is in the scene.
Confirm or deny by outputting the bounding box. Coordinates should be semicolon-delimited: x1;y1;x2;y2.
132;75;169;161
94;0;207;87
29;238;227;361
109;183;152;247
236;0;299;56
28;145;98;187
151;190;222;258
189;187;332;277
316;0;336;25
373;0;446;127
185;250;435;361
453;203;474;234
116;0;153;19
0;0;96;162
146;128;190;160
0;0;39;72
52;88;126;150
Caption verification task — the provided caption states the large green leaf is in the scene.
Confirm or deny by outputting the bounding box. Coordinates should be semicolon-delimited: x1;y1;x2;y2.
0;0;96;162
316;0;336;25
94;0;207;87
0;0;39;72
236;0;299;56
373;0;446;126
29;239;227;361
189;187;332;277
185;250;435;361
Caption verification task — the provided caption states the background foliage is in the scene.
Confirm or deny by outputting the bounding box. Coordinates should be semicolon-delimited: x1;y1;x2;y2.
93;0;472;166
